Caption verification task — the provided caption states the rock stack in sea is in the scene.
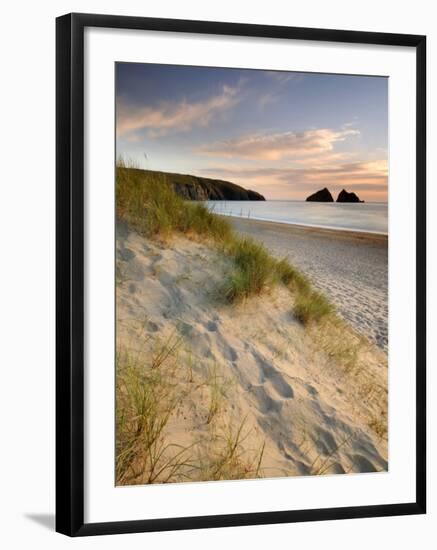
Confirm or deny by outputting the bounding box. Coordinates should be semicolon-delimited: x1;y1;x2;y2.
305;188;334;202
305;188;364;203
336;189;364;203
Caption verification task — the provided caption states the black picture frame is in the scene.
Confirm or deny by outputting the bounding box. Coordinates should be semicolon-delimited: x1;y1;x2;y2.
56;12;426;537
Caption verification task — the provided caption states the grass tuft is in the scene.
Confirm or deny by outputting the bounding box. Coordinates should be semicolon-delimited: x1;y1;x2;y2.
116;333;265;485
116;338;190;485
221;238;275;301
294;291;333;325
117;160;231;242
275;258;311;294
190;418;266;482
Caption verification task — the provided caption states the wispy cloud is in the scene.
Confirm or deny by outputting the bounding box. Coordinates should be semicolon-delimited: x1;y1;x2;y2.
264;71;305;84
256;72;304;109
199;159;387;199
117;84;241;138
198;128;359;160
258;92;278;109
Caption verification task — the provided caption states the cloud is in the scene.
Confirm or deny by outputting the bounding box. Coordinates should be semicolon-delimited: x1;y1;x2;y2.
199;159;388;199
264;71;305;84
117;84;241;138
198;128;359;160
201;159;387;184
256;72;305;109
339;183;387;192
258;92;278;109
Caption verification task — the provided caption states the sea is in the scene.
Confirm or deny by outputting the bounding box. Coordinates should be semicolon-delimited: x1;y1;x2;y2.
206;200;388;235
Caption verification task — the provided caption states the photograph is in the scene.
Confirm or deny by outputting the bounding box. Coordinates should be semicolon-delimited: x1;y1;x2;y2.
114;62;389;486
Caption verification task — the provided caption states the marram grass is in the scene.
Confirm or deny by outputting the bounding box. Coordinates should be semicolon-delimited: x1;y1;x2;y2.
116;161;332;325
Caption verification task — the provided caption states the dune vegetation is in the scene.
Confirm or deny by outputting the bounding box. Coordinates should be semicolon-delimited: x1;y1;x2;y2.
115;161;387;485
116;333;266;485
116;161;332;323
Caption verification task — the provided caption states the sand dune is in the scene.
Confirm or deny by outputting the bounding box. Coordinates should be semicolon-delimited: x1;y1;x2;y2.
116;221;388;482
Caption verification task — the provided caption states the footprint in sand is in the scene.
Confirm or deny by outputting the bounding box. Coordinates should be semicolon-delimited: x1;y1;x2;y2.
147;252;163;271
315;428;338;455
125;260;147;282
205;320;218;332
227;347;238;361
250;385;283;414
118;247;136;262
304;383;318;396
146;320;160;333
177;321;194;337
190;331;213;359
352;435;388;470
254;353;294;399
278;440;294;460
325;462;346;474
350;454;378;473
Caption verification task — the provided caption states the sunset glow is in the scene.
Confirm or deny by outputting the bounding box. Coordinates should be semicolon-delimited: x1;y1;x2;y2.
116;64;388;202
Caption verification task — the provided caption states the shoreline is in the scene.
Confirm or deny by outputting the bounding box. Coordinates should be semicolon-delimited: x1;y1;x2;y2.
216;213;388;239
228;216;388;350
223;214;388;243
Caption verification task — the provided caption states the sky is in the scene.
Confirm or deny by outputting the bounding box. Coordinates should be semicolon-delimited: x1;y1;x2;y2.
116;63;388;202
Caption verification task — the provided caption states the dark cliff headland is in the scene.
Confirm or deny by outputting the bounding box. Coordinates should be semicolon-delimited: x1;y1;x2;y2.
124;168;265;201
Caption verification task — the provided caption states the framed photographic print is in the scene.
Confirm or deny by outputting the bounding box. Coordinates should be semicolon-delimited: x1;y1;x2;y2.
56;13;426;536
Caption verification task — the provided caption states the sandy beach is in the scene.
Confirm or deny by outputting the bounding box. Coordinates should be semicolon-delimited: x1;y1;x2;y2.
114;61;390;486
116;220;388;483
228;217;388;351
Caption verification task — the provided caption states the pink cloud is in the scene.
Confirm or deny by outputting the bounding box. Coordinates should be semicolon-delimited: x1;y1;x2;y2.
117;84;240;138
198;128;359;160
199;159;388;201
